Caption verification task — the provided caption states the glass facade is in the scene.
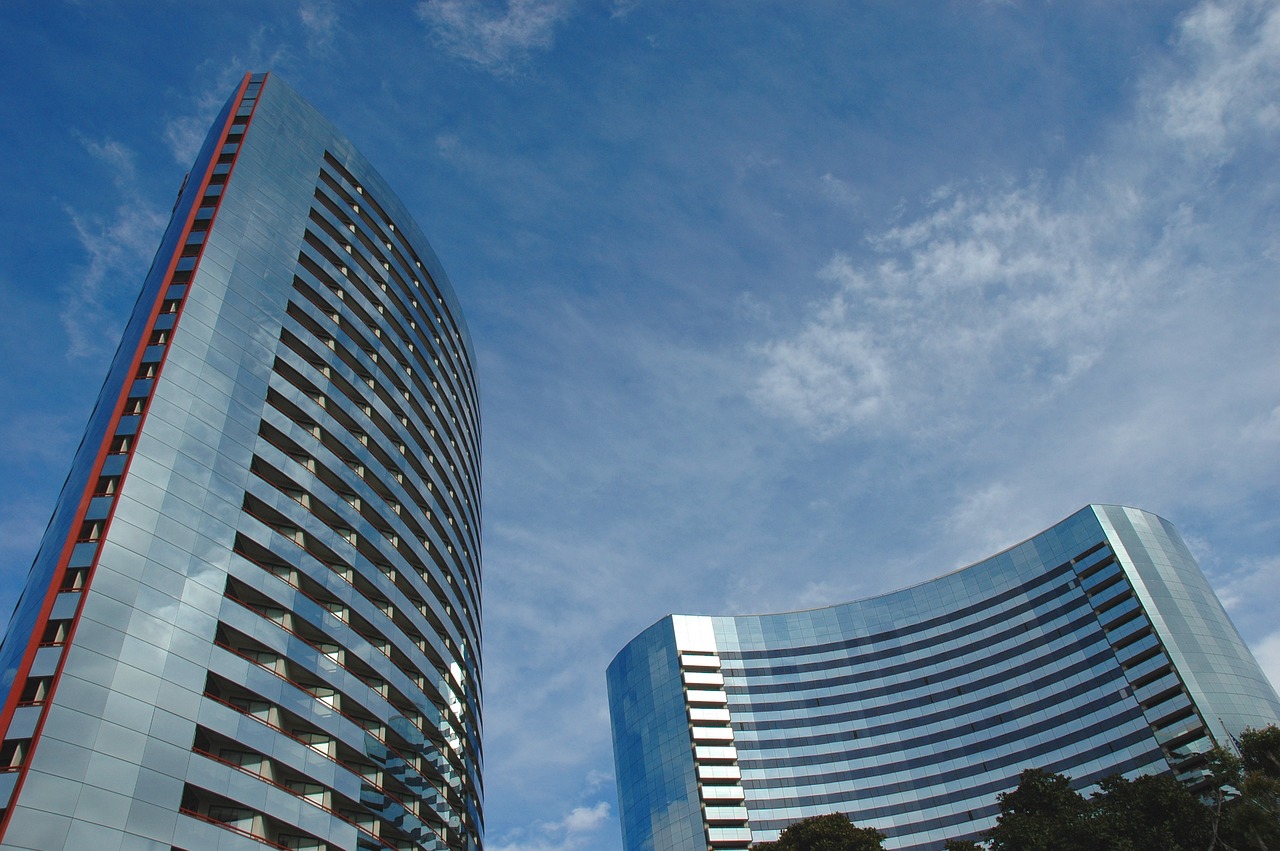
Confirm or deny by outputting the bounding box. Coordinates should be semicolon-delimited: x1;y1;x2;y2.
0;74;483;851
607;505;1280;851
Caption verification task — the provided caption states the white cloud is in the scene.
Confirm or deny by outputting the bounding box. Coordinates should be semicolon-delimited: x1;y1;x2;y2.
417;0;571;73
299;0;339;53
562;802;611;833
1157;0;1280;160
1252;631;1280;696
60;138;167;360
752;170;1149;440
1213;556;1280;631
163;113;213;168
164;40;295;166
1218;550;1280;695
754;308;888;439
488;800;612;851
609;0;646;19
751;0;1280;442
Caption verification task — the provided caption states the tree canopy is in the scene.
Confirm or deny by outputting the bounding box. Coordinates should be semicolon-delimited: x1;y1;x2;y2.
1210;725;1280;851
750;813;886;851
981;766;1215;850
972;725;1280;850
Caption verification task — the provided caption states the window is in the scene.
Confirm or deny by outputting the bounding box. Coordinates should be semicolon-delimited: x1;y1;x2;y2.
243;650;283;674
219;749;267;776
206;805;256;831
293;732;335;757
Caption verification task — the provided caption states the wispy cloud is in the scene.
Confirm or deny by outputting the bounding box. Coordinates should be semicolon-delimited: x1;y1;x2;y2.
60;138;167;360
416;0;571;73
163;38;295;166
1211;553;1280;692
298;0;339;54
488;800;612;851
1214;555;1280;635
1156;0;1280;160
819;172;859;209
754;178;1153;439
752;0;1280;442
1253;631;1280;694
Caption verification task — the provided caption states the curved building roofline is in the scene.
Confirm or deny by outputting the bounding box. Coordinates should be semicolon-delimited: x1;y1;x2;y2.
607;503;1280;851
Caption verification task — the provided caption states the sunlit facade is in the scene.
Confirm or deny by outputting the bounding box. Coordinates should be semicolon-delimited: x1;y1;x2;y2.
607;505;1280;851
0;73;483;850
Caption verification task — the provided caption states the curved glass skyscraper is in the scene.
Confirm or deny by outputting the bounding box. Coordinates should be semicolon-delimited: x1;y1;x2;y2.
0;74;482;850
608;505;1280;851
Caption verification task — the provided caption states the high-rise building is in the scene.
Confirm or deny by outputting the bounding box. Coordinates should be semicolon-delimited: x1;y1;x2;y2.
0;73;482;851
607;505;1280;851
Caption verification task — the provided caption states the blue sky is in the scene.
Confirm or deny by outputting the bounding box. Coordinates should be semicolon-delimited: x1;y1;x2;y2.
2;1;1279;848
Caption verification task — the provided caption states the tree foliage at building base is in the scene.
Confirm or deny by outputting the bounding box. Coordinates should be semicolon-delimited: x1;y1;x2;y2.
960;724;1280;851
750;813;886;851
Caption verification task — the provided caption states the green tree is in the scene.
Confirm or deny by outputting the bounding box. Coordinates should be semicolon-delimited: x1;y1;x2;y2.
1089;772;1213;851
941;841;983;850
985;768;1092;851
983;766;1213;851
1216;724;1280;851
1239;725;1280;779
750;812;886;851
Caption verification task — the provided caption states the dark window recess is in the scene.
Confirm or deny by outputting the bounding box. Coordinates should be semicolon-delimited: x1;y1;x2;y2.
19;676;53;705
0;739;29;770
61;568;89;592
40;620;71;646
